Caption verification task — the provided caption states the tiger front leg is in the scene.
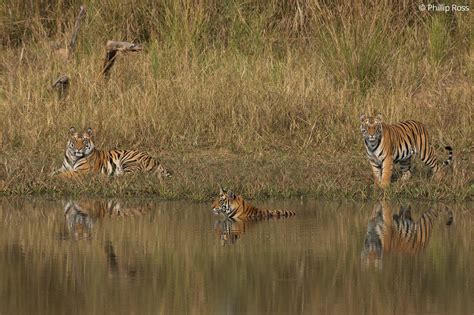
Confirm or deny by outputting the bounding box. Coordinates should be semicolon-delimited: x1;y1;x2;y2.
369;161;382;187
380;157;394;189
55;170;82;180
50;164;68;177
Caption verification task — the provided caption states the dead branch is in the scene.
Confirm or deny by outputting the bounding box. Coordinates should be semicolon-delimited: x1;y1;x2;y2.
106;40;143;52
68;5;86;56
102;40;143;79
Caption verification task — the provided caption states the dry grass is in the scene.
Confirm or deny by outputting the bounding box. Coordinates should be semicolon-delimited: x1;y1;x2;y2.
0;1;472;200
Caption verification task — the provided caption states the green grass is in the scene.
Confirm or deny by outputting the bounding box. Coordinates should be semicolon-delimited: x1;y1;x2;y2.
0;0;472;201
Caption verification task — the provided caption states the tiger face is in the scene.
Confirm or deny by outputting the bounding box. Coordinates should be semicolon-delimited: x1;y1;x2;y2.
211;186;237;217
67;127;95;158
360;114;383;143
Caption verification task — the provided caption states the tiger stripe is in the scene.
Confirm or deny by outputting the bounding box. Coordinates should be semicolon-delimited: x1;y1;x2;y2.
360;114;453;188
211;186;295;219
53;127;171;178
362;202;453;265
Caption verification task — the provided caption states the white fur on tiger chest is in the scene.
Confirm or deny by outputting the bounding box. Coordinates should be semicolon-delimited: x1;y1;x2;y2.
365;144;384;166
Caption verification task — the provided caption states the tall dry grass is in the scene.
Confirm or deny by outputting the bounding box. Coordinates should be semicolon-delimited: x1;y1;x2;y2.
0;0;472;199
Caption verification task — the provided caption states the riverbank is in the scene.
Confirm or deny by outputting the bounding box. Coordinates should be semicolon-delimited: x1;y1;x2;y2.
0;149;471;201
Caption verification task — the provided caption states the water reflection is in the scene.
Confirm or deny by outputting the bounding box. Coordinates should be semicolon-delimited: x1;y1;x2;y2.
61;199;151;240
361;201;454;267
60;199;151;281
0;198;471;314
214;218;251;245
104;240;139;280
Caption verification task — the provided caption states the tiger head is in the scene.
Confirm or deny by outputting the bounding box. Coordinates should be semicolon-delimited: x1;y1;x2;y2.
360;114;383;143
361;202;385;268
361;203;416;269
211;186;238;217
66;127;95;158
62;201;95;240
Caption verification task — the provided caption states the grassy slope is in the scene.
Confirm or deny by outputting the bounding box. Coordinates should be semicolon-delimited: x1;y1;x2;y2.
0;1;472;200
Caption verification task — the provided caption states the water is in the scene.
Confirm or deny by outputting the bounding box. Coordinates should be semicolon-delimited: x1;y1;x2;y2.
0;198;472;315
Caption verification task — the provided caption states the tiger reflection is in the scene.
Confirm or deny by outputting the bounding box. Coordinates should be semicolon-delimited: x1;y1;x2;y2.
62;199;150;240
212;214;293;246
103;239;139;280
361;201;453;267
61;200;150;279
214;218;250;245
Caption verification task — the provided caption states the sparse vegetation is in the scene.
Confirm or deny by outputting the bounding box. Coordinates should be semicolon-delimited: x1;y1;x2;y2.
0;1;472;200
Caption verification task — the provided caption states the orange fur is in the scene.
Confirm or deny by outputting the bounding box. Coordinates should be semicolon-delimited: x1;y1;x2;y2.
212;187;295;219
360;114;452;188
361;201;453;266
52;127;171;178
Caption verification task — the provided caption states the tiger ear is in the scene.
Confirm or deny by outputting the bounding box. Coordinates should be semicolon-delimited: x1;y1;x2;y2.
360;114;367;122
86;127;93;137
68;127;76;136
227;190;236;200
375;113;383;122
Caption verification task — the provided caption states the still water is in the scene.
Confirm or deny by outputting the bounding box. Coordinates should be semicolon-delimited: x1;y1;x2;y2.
0;198;472;315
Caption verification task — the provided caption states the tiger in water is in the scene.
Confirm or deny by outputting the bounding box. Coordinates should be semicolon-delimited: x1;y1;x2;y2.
211;186;295;219
361;201;453;266
52;127;171;178
360;114;453;188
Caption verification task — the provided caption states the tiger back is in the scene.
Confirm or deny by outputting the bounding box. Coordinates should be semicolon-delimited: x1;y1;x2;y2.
360;114;453;188
53;127;171;178
211;186;295;219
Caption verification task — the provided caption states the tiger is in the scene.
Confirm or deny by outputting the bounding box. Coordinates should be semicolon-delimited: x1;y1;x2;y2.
52;127;171;178
360;114;453;188
211;186;296;219
361;201;453;267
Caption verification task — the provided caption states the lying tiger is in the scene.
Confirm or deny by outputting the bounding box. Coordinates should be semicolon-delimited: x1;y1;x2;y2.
360;114;453;188
211;186;295;219
52;127;171;178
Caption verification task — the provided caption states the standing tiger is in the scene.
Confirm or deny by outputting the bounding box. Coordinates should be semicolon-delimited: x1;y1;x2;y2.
52;127;171;178
212;186;295;219
360;114;453;188
361;201;453;266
